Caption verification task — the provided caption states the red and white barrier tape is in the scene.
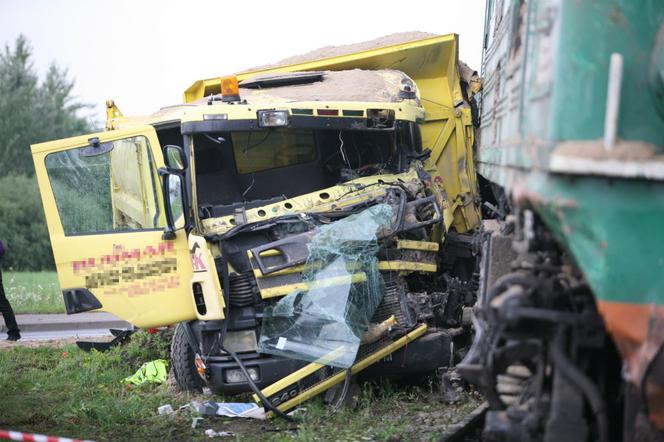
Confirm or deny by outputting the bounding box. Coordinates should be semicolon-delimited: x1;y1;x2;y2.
0;430;94;442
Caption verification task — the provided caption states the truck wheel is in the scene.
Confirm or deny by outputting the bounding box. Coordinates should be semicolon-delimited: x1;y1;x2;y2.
171;323;205;392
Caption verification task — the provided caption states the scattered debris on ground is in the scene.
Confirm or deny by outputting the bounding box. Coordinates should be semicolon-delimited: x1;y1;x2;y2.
204;428;235;438
193;402;266;419
1;331;483;441
122;359;169;386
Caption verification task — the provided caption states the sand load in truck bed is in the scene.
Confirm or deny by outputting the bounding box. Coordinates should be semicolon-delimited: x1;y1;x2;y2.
184;32;480;104
246;31;480;101
196;69;420;104
249;31;437;70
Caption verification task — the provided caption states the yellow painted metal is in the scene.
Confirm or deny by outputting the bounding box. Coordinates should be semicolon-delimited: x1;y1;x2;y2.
186;34;459;103
253;346;347;400
252;259;436;280
396;239;440;252
256;249;281;258
58;34;479;332
378;261;437;273
203;169;421;236
259;273;368;299
188;234;225;320
186;34;480;234
361;315;398;344
253;264;304;278
108;136;159;229
106;103;194;132
256;324;429;415
31;126;200;328
105;100;123;130
186;134;204;235
179;101;423;126
383;315;397;327
245;311;389;402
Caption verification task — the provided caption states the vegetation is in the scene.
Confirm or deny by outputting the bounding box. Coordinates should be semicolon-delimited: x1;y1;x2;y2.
0;330;482;442
0;176;55;271
2;271;63;314
0;35;93;176
0;35;94;271
0;331;191;441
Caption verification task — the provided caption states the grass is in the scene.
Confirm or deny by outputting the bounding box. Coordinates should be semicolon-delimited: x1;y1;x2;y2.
0;330;483;442
0;330;193;441
3;271;64;314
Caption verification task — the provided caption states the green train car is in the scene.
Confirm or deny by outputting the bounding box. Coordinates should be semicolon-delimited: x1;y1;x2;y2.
459;0;664;440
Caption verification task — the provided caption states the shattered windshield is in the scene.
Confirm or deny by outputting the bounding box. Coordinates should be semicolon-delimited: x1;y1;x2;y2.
258;204;393;368
192;124;420;217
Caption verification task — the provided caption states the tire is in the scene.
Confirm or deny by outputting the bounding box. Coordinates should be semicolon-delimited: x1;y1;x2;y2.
171;323;205;392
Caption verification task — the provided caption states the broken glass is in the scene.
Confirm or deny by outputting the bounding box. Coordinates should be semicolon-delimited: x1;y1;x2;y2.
258;204;393;368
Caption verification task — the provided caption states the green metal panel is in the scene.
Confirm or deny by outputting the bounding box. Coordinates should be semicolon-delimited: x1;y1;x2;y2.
478;0;664;306
550;0;664;145
531;173;664;305
479;0;664;181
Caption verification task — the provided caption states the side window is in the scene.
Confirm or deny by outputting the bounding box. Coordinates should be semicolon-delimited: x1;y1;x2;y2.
45;136;163;236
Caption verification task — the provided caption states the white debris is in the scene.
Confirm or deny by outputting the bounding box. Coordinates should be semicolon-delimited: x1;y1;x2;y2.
193;402;267;420
157;404;174;415
205;429;235;438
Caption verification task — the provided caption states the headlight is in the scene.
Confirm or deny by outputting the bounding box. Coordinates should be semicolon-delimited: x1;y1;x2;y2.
224;367;260;383
257;110;289;127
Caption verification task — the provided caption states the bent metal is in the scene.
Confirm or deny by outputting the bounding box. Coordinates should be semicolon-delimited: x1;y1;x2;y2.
30;33;483;413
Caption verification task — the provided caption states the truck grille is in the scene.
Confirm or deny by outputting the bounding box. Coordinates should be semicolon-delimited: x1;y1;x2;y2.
372;274;414;327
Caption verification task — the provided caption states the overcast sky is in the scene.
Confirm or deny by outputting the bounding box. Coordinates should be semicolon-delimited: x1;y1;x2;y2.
0;0;486;123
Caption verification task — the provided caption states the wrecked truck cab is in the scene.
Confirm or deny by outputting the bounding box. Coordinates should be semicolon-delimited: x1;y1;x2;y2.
181;92;427;229
31;33;482;409
176;76;462;396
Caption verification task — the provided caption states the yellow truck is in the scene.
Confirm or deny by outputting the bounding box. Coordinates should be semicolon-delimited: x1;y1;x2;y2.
31;33;481;413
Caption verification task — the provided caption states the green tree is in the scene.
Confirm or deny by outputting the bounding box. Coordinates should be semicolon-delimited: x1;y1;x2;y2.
0;174;54;270
0;35;94;270
0;34;93;177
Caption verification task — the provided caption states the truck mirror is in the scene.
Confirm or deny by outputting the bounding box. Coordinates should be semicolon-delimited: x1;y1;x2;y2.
168;174;184;221
159;169;184;240
164;145;188;172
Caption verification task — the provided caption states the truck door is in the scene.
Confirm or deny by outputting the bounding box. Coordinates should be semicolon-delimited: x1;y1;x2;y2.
31;126;198;328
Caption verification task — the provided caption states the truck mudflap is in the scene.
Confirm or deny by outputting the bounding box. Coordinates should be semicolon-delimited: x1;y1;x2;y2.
252;324;428;416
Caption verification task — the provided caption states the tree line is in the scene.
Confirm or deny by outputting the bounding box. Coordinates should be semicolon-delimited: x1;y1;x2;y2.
0;35;94;270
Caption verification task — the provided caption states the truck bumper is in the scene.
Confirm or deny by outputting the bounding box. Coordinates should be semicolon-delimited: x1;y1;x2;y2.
360;331;453;378
206;354;307;395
